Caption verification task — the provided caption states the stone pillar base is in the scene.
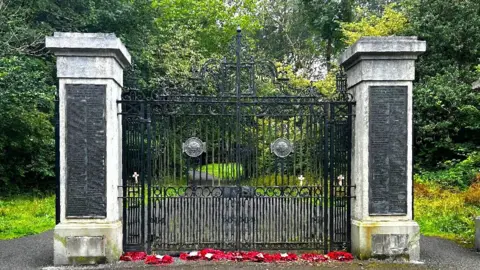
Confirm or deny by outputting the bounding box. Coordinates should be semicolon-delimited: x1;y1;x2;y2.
54;221;122;265
351;220;420;261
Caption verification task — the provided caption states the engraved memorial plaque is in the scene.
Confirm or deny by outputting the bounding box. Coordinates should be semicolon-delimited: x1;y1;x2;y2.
369;86;408;215
66;84;106;218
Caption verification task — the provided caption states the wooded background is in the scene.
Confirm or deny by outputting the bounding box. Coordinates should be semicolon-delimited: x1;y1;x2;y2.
1;0;479;194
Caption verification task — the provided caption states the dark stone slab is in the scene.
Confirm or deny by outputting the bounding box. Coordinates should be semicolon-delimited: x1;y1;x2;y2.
369;86;408;215
66;84;106;218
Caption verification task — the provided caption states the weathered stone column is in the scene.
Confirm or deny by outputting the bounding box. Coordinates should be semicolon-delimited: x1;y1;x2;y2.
46;33;131;265
474;80;480;252
339;37;426;261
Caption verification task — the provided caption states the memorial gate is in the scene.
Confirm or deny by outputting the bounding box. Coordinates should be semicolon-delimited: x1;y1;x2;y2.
46;31;425;265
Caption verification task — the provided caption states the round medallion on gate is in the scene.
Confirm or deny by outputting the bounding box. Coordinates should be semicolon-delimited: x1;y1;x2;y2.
182;137;206;157
270;138;293;158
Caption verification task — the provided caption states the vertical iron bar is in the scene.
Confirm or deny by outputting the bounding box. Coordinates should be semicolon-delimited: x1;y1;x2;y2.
347;103;353;251
329;104;335;251
323;103;329;253
235;27;242;250
140;102;146;251
146;103;152;254
121;103;127;249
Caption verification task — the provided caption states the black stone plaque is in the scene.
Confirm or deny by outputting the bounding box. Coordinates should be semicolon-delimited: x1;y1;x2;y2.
66;84;106;218
369;86;408;215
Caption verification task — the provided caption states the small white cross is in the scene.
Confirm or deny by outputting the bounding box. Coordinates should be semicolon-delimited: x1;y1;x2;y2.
132;172;139;184
337;174;344;186
298;175;305;186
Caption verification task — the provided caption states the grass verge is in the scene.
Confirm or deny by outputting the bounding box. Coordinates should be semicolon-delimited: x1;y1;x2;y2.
199;163;243;179
0;194;55;240
414;181;480;248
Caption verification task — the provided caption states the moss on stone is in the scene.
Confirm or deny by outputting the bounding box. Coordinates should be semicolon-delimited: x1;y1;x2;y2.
54;233;67;247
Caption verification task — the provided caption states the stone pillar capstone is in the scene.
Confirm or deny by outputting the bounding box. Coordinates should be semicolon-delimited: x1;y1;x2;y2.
339;37;426;261
46;33;131;265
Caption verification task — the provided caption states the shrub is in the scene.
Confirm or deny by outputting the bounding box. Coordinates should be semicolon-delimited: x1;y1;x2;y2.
415;152;480;189
413;70;480;170
464;180;480;205
414;182;480;247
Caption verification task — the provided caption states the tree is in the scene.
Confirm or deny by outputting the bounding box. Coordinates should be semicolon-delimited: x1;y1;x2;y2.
300;0;354;71
341;3;408;45
406;0;480;80
405;0;480;168
255;0;323;78
0;56;56;194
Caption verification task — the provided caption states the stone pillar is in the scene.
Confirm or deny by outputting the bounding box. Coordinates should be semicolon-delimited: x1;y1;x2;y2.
339;37;426;261
46;33;131;265
472;79;480;252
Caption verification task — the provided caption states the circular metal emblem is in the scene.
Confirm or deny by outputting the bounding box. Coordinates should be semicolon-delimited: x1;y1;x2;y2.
271;138;293;158
182;137;206;157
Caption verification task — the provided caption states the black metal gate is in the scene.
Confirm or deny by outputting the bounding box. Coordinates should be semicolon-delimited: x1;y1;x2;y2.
120;29;354;254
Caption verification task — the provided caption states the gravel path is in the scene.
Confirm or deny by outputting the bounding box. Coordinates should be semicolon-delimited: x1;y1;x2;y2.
1;232;479;269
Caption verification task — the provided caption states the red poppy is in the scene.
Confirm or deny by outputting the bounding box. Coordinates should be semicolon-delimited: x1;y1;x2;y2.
327;251;354;261
119;251;147;261
145;254;174;264
301;253;328;262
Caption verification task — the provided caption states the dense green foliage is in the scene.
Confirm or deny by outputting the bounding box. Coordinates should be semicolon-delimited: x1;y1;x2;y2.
413;70;480;175
0;56;56;194
407;0;480;172
0;0;479;197
416;152;480;189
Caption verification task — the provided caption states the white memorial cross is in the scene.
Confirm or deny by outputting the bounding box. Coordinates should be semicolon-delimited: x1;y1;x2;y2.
337;174;344;186
298;175;305;186
133;172;139;184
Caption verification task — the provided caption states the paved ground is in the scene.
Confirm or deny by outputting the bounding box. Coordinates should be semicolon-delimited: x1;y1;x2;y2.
0;230;53;270
419;236;480;269
0;231;479;270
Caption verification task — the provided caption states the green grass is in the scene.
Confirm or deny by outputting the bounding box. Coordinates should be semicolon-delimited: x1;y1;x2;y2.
0;194;55;240
414;181;480;247
199;163;243;179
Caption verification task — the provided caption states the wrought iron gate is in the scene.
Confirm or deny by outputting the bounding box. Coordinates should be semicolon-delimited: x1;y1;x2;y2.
120;29;354;253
